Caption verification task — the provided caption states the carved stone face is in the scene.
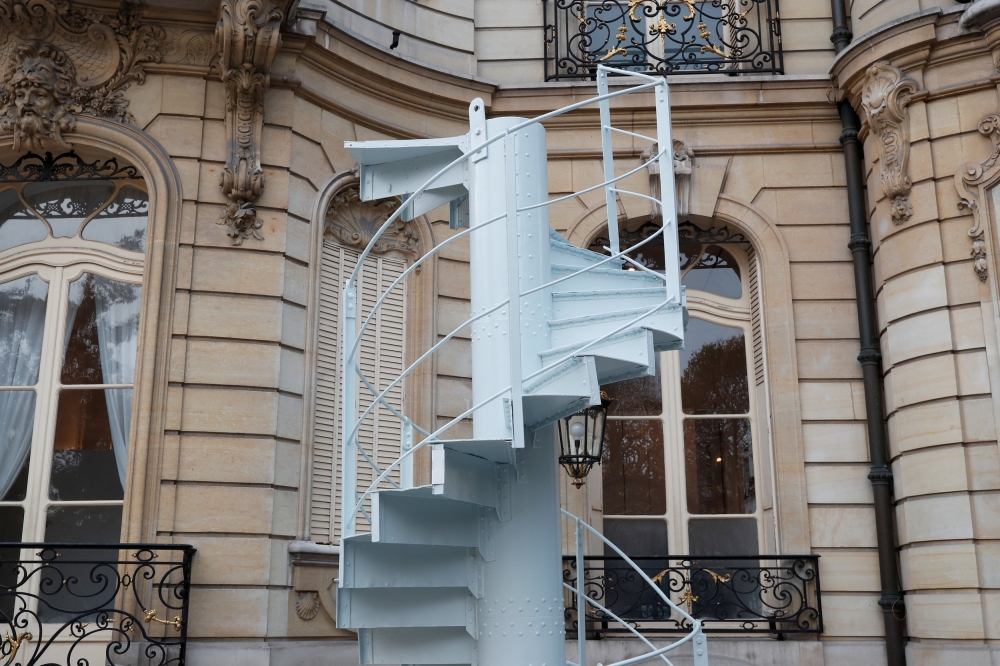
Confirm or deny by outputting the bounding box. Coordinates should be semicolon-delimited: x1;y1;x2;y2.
0;41;77;151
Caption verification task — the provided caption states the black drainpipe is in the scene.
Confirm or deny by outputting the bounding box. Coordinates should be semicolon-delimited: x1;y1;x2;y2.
830;3;907;666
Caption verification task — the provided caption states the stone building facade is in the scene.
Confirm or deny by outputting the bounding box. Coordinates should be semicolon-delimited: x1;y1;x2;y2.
1;0;1000;665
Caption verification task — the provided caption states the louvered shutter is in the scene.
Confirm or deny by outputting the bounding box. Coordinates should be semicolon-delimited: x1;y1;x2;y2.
310;241;406;543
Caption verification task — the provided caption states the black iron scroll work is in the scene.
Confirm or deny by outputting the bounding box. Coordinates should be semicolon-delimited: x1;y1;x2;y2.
544;0;782;80
0;152;140;182
0;544;196;666
563;555;822;634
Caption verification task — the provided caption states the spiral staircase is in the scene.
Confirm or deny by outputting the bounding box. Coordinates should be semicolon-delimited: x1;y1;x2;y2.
334;67;707;666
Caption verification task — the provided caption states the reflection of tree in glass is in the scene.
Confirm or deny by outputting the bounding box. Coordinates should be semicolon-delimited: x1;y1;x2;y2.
684;418;753;514
604;354;661;416
62;275;140;384
681;335;749;415
602;420;666;515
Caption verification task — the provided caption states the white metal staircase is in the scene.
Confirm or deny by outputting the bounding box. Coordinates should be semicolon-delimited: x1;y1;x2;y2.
334;67;707;666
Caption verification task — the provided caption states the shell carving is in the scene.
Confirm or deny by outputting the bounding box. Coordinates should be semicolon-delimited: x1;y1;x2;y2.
295;591;321;621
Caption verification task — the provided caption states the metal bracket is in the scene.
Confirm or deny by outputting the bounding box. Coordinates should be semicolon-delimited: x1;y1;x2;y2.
478;507;496;561
469;98;488;163
431;444;445;494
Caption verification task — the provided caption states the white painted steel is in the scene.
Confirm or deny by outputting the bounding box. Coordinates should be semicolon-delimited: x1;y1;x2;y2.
335;67;701;666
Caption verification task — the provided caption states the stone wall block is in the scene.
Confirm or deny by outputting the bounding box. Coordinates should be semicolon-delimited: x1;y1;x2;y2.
956;350;991;396
437;376;472;419
190;248;285;297
288;175;318;221
774;188;849;226
181;387;279;435
900;542;980;590
882;264;948;322
174;485;273;534
799;381;859;420
257;168;290;210
889;355;957;408
908;140;934;183
897;494;974;543
977;541;1000;588
877;221;943;280
926;97;961;140
187;588;269;638
160;74;207;117
173;159;201;202
805;464;874;503
283;259;309;306
893;444;969;498
177;435;276;484
802;422;869;463
972;492;1000;539
197;162;228;205
437;258;471;300
272;489;299;536
906;592;986;640
274;440;300;488
820;593;884;637
289;134;335;190
761;153;834;188
945;261;985;306
181;201;198;245
281;302;307;350
808;506;877;547
813;550;880;592
967;442;1000;491
795;340;863;379
789;263;857;300
886;309;952;365
286;216;311;263
792;300;860;339
279;347;305;395
185;536;271;585
188;293;282;342
887;399;963;455
781;225;851;262
185;339;281;388
200;120;227;163
205;80;226;120
127;73;163;129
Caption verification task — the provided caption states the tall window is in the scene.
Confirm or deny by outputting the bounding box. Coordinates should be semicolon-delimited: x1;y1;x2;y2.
0;153;147;550
309;186;414;544
589;221;772;559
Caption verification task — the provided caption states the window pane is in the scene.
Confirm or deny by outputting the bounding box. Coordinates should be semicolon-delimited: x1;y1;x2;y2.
0;506;24;622
603;518;668;558
680;318;749;415
688;518;758;557
0;274;48;386
39;506;122;624
22;181;115;237
684;418;754;515
602;419;666;515
62;273;142;385
0;189;47;251
0;389;35;501
680;243;742;299
604;354;661;416
49;389;124;501
82;185;148;252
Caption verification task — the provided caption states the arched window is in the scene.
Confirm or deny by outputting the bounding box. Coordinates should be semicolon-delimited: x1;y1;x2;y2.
0;151;148;552
587;220;775;562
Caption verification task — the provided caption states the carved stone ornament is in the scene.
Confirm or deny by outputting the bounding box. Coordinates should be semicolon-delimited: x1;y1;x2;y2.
0;0;163;152
860;61;918;226
326;179;419;259
294;591;321;621
215;0;284;245
644;139;693;219
954;114;1000;282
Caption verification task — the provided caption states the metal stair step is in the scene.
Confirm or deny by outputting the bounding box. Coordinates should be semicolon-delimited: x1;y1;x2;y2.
431;447;511;520
549;263;663;291
521;355;599;428
340;587;478;636
359;627;476;665
549;306;684;352
340;536;482;596
539;327;655;386
373;490;495;561
548;231;610;268
551;287;667;321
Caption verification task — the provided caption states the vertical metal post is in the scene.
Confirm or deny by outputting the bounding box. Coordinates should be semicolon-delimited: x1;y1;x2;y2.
576;517;587;666
597;67;619;256
400;417;414;489
692;625;709;666
654;81;681;303
341;284;358;539
504;131;526;446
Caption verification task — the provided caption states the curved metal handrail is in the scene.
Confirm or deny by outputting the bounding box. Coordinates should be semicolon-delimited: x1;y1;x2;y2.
562;509;704;666
340;65;676;541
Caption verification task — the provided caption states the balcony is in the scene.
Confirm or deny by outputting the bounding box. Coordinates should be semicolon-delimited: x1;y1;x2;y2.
0;544;195;666
543;0;783;81
562;554;822;637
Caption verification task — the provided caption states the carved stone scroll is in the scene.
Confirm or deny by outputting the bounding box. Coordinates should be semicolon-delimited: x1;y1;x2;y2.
325;181;418;259
861;61;918;225
216;0;283;245
954;114;1000;282
0;0;163;151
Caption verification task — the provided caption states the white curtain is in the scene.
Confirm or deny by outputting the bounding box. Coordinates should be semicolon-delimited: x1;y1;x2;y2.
91;275;141;488
0;275;47;499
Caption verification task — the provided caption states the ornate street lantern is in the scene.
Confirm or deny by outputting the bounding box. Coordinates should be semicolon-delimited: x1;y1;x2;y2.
557;392;612;488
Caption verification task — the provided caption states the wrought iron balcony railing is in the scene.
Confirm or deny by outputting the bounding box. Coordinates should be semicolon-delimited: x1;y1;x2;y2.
0;543;195;666
562;554;821;636
543;0;783;80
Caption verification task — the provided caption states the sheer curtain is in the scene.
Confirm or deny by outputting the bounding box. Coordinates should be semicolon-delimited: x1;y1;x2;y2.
92;276;141;488
0;275;48;499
